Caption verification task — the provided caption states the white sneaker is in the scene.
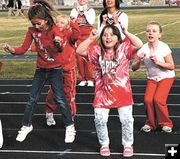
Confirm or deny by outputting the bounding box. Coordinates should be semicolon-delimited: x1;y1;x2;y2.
16;125;33;142
65;124;76;143
78;81;87;86
141;125;151;132
87;80;94;87
46;112;56;126
162;126;172;133
0;120;3;148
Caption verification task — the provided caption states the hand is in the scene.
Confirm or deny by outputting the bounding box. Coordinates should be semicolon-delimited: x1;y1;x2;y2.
102;14;108;25
113;13;118;24
89;29;98;41
120;24;128;35
139;53;146;61
150;55;158;64
3;43;15;54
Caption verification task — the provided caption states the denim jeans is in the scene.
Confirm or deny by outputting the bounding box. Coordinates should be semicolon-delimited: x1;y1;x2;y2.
22;67;73;127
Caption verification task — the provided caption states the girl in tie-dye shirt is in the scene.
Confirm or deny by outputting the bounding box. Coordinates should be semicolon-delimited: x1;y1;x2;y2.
76;25;143;157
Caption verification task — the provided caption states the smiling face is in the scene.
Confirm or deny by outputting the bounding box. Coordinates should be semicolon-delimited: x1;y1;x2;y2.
78;0;88;6
102;27;118;50
146;24;162;43
31;18;48;32
105;0;116;8
56;16;69;31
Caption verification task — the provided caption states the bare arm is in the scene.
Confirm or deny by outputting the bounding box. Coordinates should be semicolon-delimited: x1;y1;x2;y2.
122;26;143;51
76;29;98;56
131;52;146;71
151;53;174;70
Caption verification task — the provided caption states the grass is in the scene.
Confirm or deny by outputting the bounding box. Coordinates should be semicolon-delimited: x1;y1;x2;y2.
0;8;180;79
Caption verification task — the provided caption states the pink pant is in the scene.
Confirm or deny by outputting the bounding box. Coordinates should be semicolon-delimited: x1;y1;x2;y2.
144;78;174;129
46;68;77;117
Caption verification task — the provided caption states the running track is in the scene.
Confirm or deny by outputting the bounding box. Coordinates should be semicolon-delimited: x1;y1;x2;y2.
0;79;180;159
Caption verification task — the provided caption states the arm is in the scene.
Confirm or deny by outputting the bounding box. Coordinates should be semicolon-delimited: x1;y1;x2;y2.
150;53;175;70
122;27;143;51
131;53;145;71
69;20;81;40
97;14;107;35
3;29;33;55
76;29;98;56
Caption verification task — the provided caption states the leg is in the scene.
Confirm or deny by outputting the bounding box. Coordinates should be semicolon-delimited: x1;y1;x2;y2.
22;69;46;126
16;69;47;142
144;80;157;129
94;108;110;147
63;68;77;117
118;105;134;147
76;54;87;86
46;86;57;113
0;119;3;148
118;105;134;157
154;78;174;128
49;68;73;126
85;60;94;87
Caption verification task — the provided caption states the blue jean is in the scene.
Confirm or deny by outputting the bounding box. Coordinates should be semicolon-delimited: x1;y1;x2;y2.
22;67;73;127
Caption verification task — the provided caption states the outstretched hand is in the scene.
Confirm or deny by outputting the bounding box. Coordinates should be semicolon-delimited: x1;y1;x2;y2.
3;44;15;54
89;29;98;41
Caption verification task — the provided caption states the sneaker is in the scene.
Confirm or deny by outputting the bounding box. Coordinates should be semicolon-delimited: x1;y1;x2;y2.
0;120;3;148
100;146;110;157
65;124;76;143
123;146;133;157
87;80;94;87
78;81;87;86
46;112;56;126
162;126;172;133
141;124;151;132
16;125;33;142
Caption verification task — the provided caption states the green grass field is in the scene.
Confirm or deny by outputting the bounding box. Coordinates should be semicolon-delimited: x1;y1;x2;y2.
0;8;180;79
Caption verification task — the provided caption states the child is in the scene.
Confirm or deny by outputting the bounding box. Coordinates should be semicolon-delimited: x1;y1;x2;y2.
3;0;75;143
98;0;128;40
132;21;175;133
70;0;96;87
45;15;81;126
76;25;143;157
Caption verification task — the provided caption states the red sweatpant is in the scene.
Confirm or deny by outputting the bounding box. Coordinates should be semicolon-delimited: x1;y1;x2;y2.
76;54;94;81
46;67;77;117
144;78;174;129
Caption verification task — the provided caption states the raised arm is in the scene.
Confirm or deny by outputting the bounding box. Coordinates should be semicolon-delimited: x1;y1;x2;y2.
76;29;98;56
122;26;143;51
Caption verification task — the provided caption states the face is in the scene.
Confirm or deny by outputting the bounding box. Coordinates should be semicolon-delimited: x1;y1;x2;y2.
102;28;118;50
78;0;88;6
105;0;116;8
31;18;48;32
146;24;161;43
56;17;68;31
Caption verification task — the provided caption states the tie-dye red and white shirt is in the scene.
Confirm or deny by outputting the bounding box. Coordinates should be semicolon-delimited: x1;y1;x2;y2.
87;38;135;108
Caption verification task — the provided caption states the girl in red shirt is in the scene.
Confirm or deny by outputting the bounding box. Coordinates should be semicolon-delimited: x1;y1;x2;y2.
3;0;75;144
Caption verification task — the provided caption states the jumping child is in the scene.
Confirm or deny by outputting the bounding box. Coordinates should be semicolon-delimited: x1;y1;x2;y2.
3;0;75;143
76;25;143;157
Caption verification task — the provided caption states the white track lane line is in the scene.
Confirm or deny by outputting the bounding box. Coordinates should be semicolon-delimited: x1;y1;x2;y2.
0;149;165;157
